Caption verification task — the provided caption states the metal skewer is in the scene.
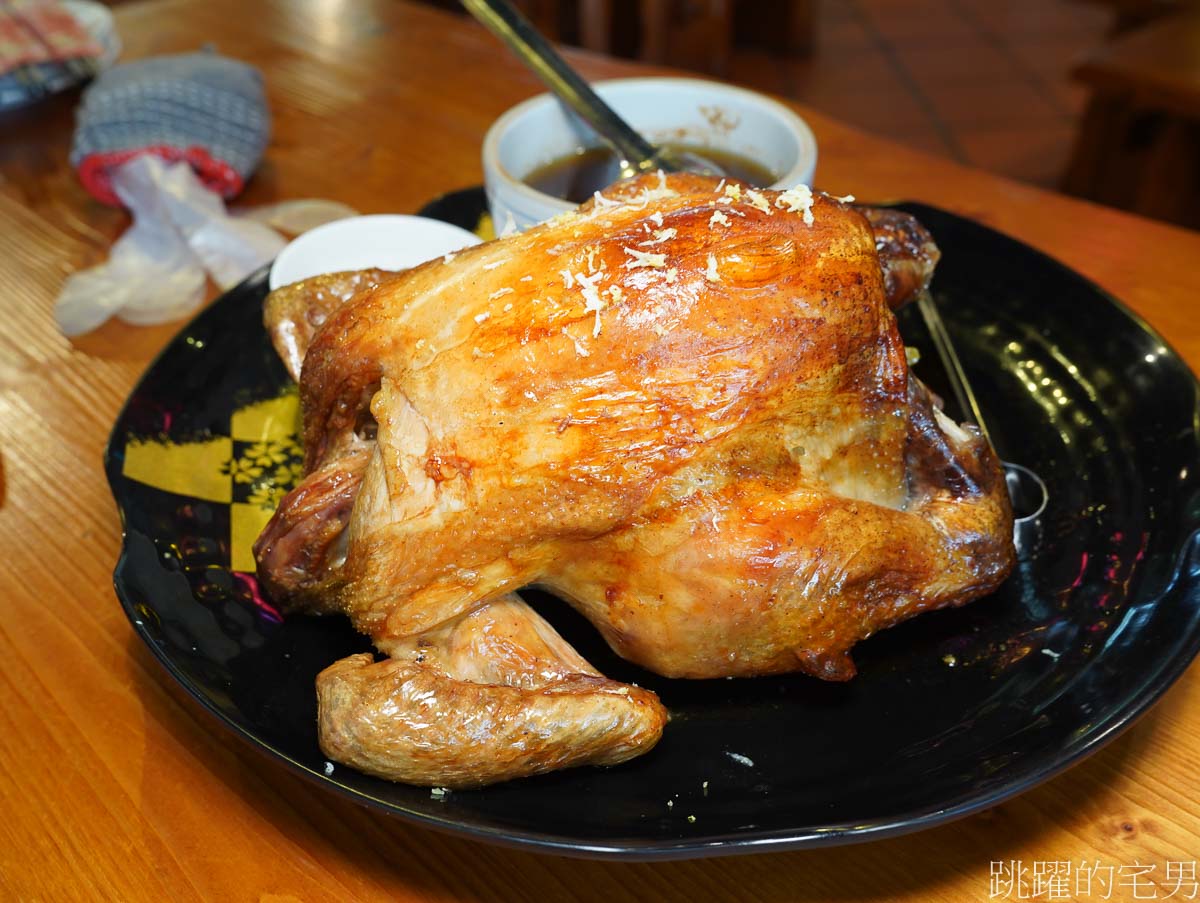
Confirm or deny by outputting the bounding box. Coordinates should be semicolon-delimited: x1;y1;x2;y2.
915;291;1048;541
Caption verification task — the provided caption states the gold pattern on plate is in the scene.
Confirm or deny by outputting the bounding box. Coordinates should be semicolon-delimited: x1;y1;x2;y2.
122;387;304;573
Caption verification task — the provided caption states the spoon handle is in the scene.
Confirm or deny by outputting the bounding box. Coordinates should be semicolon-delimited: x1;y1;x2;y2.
461;0;662;172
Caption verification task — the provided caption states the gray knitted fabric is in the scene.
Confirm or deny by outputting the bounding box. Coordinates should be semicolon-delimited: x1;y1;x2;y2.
71;51;269;201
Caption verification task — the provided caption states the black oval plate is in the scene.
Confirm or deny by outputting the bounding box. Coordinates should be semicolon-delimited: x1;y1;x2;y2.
105;193;1200;860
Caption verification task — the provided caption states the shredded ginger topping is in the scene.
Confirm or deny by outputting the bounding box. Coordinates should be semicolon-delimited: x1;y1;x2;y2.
639;228;677;247
775;185;815;225
745;189;773;215
591;190;620;209
622;247;667;269
575;271;606;337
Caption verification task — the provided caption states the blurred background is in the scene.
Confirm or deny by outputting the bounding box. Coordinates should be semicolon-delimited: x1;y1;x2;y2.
420;0;1200;230
9;0;1198;230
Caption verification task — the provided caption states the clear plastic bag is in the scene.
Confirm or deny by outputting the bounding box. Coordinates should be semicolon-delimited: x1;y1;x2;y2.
55;155;292;336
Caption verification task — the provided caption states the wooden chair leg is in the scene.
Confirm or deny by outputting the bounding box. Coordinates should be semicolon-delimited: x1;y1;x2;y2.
640;0;671;65
734;0;816;57
707;0;733;76
639;0;732;75
579;0;613;54
1061;92;1129;200
1135;117;1200;230
788;0;816;56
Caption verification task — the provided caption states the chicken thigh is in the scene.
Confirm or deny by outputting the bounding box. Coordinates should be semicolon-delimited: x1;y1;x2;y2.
255;173;1014;786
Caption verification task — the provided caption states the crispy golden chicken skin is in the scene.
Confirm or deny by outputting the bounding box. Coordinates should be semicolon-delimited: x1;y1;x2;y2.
255;173;1014;786
264;267;397;382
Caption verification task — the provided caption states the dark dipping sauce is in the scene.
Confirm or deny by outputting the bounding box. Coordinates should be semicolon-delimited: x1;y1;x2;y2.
525;145;777;204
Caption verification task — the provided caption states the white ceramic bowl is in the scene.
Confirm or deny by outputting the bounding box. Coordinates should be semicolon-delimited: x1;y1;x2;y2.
482;77;818;231
269;214;481;290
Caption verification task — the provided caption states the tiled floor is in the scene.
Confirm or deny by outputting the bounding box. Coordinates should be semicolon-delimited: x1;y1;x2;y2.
725;0;1113;188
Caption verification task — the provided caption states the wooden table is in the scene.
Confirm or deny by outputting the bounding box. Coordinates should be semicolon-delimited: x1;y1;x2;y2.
3;0;1200;899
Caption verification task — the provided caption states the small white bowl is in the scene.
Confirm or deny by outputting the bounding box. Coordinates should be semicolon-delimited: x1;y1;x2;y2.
269;214;482;290
482;77;818;231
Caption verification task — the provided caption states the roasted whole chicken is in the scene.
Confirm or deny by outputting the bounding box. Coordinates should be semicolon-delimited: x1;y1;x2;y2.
255;173;1015;787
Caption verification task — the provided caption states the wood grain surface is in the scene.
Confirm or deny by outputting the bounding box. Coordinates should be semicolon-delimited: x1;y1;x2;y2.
2;1;1199;900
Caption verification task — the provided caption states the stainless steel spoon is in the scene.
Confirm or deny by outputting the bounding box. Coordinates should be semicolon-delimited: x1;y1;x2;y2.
916;291;1048;548
460;0;723;180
